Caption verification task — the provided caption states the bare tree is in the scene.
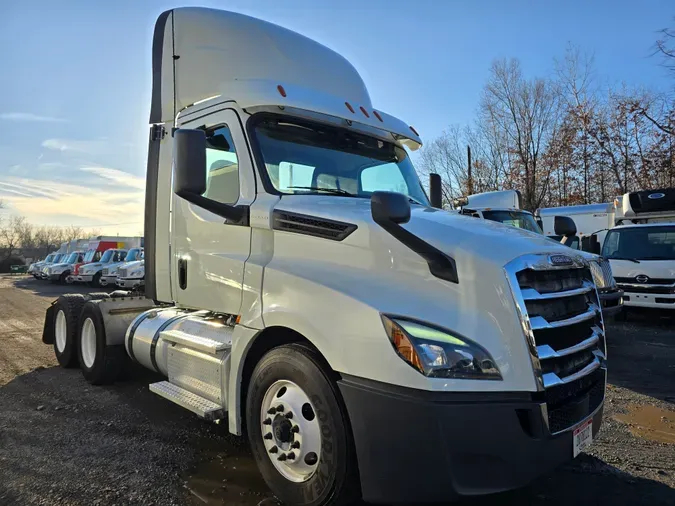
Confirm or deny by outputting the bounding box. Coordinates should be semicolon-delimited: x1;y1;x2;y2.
481;59;561;210
0;216;27;259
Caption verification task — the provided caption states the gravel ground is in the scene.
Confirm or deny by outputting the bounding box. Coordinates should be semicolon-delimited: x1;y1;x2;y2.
0;274;673;505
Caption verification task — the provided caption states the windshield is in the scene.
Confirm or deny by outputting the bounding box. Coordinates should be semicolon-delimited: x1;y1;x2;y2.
52;254;63;263
126;248;142;262
602;226;675;261
100;250;114;263
254;117;429;205
83;249;102;263
44;254;54;263
63;253;78;264
482;210;542;234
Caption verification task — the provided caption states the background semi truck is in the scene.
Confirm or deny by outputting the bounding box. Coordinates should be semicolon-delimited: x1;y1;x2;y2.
42;8;607;505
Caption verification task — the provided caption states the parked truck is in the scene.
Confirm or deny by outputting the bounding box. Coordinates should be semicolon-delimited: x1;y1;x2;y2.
69;237;142;286
41;8;607;505
455;189;623;317
115;257;145;290
100;247;144;287
603;188;675;317
41;250;86;283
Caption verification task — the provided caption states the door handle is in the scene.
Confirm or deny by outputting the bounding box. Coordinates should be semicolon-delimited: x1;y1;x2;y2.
178;258;188;290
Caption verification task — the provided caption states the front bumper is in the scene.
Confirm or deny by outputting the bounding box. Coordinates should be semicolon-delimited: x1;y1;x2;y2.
76;274;93;283
338;375;604;504
598;288;623;316
100;275;117;286
621;290;675;310
116;277;144;288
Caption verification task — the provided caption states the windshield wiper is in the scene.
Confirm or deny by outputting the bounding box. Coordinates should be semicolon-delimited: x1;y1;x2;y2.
610;257;641;264
286;186;355;196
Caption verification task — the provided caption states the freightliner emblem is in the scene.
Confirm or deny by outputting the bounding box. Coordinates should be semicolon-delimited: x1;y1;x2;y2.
549;255;574;267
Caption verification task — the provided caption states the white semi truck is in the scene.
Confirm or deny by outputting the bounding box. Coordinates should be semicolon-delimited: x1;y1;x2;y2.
41;8;607;505
603;188;675;315
100;247;144;287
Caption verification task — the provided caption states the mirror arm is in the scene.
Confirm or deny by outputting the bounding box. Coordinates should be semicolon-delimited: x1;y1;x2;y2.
176;190;250;226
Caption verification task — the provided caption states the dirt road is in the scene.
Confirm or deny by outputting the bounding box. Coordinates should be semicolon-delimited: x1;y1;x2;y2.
0;275;673;505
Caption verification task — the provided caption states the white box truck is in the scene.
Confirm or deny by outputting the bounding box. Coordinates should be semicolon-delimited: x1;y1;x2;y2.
41;8;607;505
603;188;675;315
536;203;616;248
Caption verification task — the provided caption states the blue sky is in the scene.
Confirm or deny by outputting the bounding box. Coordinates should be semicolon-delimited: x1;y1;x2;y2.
1;0;672;234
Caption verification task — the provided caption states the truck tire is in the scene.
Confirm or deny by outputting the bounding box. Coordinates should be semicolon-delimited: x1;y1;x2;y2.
91;272;102;288
87;292;110;300
58;271;69;284
53;294;88;368
246;344;360;506
77;301;126;385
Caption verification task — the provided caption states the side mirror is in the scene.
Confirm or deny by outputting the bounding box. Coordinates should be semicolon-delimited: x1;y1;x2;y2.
173;129;206;195
371;191;411;225
429;173;443;209
554;215;577;238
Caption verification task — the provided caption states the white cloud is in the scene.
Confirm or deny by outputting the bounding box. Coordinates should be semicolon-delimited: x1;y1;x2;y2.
79;167;145;190
0;177;144;236
41;138;134;155
1;112;67;123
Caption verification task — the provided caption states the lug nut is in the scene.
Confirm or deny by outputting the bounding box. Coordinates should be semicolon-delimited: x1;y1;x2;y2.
291;441;300;449
276;405;285;412
287;452;296;460
267;408;276;415
264;433;273;440
263;418;272;425
285;412;293;419
291;425;299;433
277;454;287;462
269;446;278;454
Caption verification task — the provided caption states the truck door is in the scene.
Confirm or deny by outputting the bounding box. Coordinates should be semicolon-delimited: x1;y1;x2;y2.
171;108;254;315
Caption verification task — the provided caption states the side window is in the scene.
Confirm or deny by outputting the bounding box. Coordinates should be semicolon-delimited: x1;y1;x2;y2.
204;125;239;205
94;251;102;262
360;163;408;195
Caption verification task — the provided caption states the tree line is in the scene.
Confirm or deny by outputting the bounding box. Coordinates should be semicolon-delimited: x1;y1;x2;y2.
0;212;101;261
418;25;675;211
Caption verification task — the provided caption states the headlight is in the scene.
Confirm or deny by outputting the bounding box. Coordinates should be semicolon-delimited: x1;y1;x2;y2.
129;269;144;277
381;316;501;380
590;258;615;290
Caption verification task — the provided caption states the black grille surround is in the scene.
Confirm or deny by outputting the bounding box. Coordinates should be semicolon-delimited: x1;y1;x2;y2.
506;255;607;435
273;210;357;241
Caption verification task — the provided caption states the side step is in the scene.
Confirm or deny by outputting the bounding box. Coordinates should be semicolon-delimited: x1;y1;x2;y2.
160;329;231;354
149;381;225;421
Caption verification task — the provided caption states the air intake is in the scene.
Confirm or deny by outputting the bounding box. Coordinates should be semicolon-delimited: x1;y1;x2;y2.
273;211;357;241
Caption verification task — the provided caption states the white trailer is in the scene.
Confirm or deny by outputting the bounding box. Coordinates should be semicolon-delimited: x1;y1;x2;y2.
41;8;607;505
604;188;675;314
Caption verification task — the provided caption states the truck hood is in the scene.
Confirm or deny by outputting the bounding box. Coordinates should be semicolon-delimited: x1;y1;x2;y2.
276;196;578;266
608;259;675;280
120;260;144;270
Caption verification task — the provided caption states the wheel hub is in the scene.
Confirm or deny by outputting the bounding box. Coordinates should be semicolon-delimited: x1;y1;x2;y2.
260;380;322;483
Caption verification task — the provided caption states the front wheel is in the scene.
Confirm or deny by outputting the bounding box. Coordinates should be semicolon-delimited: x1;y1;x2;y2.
90;272;102;288
246;344;360;506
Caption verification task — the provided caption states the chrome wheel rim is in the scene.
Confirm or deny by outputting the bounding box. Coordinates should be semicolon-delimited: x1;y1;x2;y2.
260;380;321;483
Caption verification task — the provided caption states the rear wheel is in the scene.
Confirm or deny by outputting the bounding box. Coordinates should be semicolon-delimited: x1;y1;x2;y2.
53;294;87;368
247;344;360;506
77;301;126;385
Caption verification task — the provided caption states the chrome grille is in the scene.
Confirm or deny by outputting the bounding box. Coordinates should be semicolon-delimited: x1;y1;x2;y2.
506;254;606;435
590;258;616;290
118;268;128;278
102;268;109;276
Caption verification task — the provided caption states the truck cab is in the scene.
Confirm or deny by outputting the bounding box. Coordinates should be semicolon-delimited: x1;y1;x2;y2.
41;251;85;283
101;247;144;287
76;248;128;287
604;189;675;314
42;8;607;506
29;253;56;277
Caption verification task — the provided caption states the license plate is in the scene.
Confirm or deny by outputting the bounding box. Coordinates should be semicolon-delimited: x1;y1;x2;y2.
573;419;593;457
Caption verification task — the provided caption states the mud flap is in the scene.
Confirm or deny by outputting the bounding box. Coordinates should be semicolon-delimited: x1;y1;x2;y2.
42;301;57;344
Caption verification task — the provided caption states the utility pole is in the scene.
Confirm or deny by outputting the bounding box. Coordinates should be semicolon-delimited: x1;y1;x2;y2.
467;145;473;195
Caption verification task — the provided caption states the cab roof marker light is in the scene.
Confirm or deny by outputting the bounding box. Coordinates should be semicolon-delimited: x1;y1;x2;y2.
359;106;370;118
409;125;419;136
372;110;383;122
345;102;355;114
277;85;287;97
